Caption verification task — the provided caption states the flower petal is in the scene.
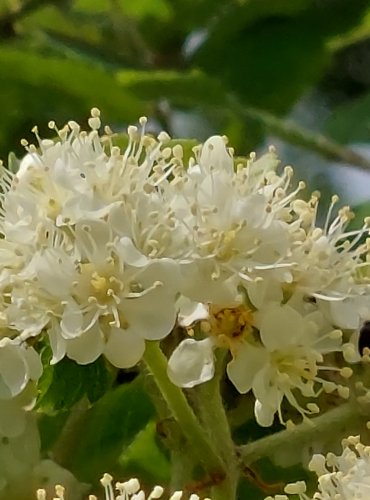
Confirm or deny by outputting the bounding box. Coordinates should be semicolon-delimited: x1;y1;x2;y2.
254;399;275;427
60;299;83;339
104;327;145;368
227;343;268;394
66;323;104;365
167;338;215;388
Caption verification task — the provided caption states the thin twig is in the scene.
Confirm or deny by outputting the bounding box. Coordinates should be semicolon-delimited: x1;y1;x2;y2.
227;96;370;172
237;399;368;466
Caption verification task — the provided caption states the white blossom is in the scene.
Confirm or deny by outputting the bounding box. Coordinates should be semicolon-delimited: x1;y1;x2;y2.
266;435;370;500
36;472;212;500
168;294;349;426
0;339;42;399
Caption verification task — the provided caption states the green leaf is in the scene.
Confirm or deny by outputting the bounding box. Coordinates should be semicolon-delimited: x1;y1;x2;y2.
73;0;173;20
38;411;70;452
0;48;145;119
117;69;226;108
68;376;155;482
36;346;113;413
119;421;170;483
194;0;370;113
327;7;370;51
0;47;148;158
325;91;370;144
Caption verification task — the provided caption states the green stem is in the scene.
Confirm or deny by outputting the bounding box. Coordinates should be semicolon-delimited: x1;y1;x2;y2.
192;351;239;499
227;95;370;172
142;365;195;490
51;397;89;467
237;399;367;466
143;341;226;479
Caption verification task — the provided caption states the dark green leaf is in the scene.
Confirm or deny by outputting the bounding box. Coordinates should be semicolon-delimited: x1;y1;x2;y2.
68;376;155;481
36;347;113;412
325;91;370;144
194;0;370;113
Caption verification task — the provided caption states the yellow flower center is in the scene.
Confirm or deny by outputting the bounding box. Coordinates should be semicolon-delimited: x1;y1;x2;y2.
202;304;254;350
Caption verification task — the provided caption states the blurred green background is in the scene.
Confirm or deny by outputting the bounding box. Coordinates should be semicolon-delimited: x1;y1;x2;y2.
1;1;370;497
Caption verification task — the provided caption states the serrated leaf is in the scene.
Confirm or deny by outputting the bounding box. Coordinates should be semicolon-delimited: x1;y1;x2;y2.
36;348;113;413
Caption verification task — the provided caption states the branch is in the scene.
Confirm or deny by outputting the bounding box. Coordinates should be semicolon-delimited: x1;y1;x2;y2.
143;341;226;477
237;400;368;466
227;96;370;172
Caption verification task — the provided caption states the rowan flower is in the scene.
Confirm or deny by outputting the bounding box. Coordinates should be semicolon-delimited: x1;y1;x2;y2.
36;473;212;500
168;293;349;426
227;298;347;426
289;194;370;326
0;410;86;500
0;413;40;498
266;435;370;500
0;383;37;438
0;339;42;399
171;136;302;303
13;219;179;368
1;111;190;367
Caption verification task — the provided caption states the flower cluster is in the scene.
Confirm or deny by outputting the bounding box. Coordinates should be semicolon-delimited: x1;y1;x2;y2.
37;473;211;500
0;405;86;500
1;109;369;429
266;435;370;500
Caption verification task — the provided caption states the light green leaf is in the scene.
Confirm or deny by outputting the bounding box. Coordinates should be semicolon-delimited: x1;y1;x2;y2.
119;421;170;483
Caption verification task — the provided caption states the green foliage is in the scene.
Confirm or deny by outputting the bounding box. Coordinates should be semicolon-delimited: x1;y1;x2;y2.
325;91;370;144
194;0;369;113
0;47;147;157
67;376;155;482
119;421;170;483
36;346;113;412
0;0;368;159
117;70;226;108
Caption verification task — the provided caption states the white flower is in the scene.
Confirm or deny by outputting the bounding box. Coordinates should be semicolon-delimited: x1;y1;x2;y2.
168;295;349;426
0;414;40;498
169;136;302;303
267;435;370;500
0;383;37;438
15;219;178;368
36;472;212;499
228;298;348;426
290;194;370;301
0;339;42;399
0;409;87;500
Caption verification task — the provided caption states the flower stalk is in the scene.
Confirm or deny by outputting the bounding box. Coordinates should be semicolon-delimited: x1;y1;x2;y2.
237;399;367;467
143;341;226;483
